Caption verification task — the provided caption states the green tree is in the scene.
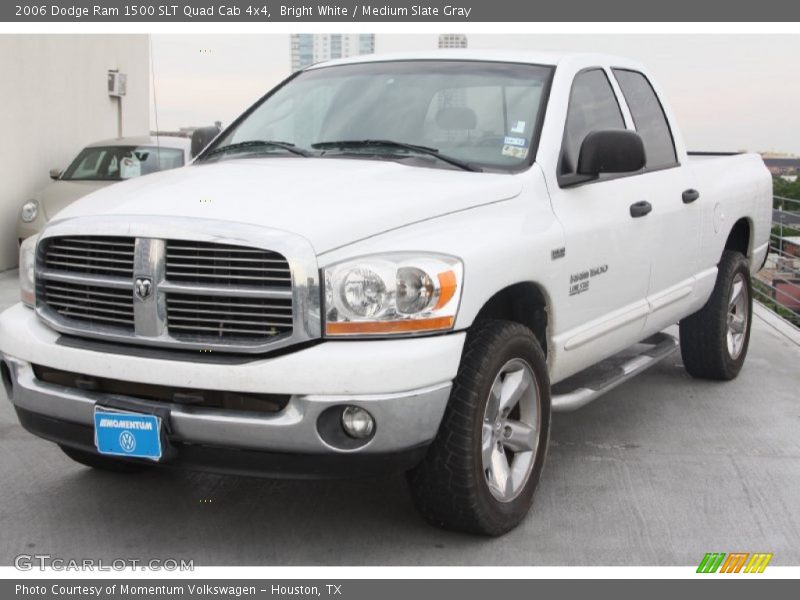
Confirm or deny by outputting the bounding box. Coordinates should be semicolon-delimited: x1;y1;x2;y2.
774;175;800;202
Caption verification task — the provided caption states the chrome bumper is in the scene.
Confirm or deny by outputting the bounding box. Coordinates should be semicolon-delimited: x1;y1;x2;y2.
1;354;451;455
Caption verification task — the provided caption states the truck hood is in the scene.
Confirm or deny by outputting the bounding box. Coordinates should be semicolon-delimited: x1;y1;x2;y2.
37;180;113;220
52;157;522;253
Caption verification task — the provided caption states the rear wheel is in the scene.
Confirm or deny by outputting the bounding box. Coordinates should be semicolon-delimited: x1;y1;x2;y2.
408;320;551;536
679;250;753;380
59;445;150;474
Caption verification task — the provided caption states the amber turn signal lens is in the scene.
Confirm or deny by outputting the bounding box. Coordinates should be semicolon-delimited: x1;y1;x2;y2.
326;316;454;336
434;270;458;310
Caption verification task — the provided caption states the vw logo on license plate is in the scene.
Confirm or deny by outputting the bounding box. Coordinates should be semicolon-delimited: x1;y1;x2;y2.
119;430;136;453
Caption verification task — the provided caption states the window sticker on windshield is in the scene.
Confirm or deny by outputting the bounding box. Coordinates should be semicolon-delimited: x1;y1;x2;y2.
510;120;526;133
503;136;527;148
502;144;529;159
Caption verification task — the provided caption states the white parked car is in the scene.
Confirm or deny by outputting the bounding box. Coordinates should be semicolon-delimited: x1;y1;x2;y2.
16;135;192;242
0;51;772;535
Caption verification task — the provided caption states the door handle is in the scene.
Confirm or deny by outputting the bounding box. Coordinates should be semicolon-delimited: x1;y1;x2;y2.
630;200;652;218
682;189;700;204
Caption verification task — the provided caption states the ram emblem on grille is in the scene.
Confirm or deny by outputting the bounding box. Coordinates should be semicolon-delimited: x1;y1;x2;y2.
134;277;153;299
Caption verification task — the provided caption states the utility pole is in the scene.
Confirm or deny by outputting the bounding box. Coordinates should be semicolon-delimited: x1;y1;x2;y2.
116;96;123;138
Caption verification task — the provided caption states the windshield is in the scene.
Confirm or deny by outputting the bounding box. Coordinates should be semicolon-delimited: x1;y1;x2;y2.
202;60;553;172
61;145;185;181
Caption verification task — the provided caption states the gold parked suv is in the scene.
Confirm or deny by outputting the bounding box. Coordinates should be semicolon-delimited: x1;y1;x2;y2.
17;135;197;244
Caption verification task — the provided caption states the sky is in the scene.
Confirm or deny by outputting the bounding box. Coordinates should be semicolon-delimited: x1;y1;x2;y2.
150;34;800;155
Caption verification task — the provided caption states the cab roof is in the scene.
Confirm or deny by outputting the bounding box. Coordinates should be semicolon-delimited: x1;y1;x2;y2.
306;49;646;73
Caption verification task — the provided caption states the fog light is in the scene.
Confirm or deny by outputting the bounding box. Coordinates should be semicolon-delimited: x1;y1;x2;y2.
341;406;375;439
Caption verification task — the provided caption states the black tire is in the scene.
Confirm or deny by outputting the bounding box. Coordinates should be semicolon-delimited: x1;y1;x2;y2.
59;445;150;474
679;250;753;380
407;320;551;536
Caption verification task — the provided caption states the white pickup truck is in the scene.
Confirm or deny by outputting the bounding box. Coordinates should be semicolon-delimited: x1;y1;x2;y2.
0;51;772;535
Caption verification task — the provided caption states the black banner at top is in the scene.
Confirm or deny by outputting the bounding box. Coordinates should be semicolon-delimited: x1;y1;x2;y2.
4;0;800;22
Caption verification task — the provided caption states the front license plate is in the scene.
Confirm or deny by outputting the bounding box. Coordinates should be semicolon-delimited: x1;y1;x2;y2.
94;408;162;461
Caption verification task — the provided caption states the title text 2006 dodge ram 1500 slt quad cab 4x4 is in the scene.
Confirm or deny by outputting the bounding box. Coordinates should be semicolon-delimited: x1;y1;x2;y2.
0;51;771;535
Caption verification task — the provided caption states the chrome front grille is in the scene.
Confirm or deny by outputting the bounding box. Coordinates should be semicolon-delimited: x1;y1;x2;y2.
166;293;293;339
40;280;135;331
35;230;312;353
44;236;135;278
165;241;292;288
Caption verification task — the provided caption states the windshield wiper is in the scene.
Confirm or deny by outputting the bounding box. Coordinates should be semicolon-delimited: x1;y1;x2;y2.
205;140;310;159
311;139;481;172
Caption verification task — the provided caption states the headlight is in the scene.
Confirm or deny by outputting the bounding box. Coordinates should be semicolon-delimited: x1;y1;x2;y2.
19;235;38;307
20;200;38;223
324;253;463;336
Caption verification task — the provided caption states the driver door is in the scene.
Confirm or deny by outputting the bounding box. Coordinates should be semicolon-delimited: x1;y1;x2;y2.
548;68;652;379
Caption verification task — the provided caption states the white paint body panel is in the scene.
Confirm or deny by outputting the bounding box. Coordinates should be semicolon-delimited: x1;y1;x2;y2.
52;157;522;255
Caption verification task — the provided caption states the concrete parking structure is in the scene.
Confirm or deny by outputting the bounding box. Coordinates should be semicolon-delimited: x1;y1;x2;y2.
0;268;798;565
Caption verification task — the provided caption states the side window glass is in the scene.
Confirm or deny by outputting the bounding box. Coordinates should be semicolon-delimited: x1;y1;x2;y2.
612;69;678;169
560;69;625;177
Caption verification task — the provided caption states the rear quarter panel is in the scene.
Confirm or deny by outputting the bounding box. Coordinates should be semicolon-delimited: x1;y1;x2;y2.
687;154;772;272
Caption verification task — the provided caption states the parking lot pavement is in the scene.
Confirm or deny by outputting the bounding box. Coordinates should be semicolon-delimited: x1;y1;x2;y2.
1;267;799;566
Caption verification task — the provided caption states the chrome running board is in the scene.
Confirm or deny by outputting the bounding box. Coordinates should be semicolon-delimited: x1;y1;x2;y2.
551;332;679;412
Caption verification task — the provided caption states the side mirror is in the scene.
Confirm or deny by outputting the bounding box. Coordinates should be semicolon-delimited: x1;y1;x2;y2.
577;130;646;177
49;168;63;180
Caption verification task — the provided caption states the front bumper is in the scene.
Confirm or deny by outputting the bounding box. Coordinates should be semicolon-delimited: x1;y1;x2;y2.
13;407;431;478
3;355;451;454
0;304;462;395
1;304;465;475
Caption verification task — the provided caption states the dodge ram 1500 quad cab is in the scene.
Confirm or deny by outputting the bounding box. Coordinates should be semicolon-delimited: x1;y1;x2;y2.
0;51;772;535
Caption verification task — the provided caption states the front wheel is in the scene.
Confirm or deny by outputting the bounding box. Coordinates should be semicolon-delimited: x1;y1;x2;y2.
679;250;753;380
407;320;551;536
